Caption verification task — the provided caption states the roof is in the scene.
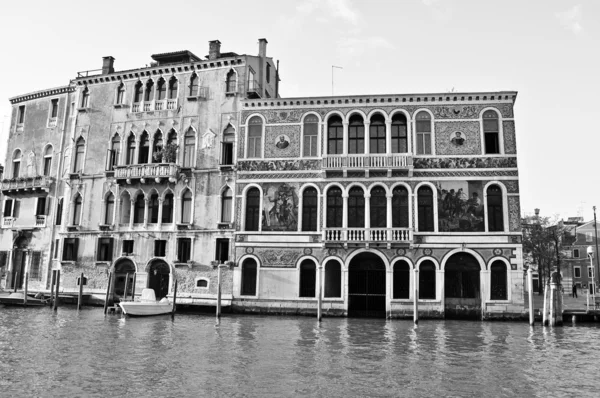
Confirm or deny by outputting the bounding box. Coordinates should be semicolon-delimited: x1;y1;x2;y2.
150;50;202;64
9;85;75;104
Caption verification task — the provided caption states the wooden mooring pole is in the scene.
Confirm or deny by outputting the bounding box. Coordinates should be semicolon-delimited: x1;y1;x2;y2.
131;273;137;299
317;265;323;322
528;268;534;326
549;282;556;326
77;272;84;310
542;283;549;326
123;273;130;301
23;272;28;305
49;270;56;307
413;269;419;325
103;272;112;315
13;271;19;293
53;270;60;311
216;265;222;319
171;279;178;320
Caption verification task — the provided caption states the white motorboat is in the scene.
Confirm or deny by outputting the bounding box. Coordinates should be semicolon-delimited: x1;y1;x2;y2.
0;292;48;307
119;288;172;316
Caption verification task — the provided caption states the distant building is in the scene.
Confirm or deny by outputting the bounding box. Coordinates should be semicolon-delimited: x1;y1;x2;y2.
564;219;600;294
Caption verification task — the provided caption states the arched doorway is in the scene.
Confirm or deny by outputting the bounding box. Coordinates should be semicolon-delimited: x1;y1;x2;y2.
348;253;386;317
444;252;481;319
148;260;170;299
114;259;135;299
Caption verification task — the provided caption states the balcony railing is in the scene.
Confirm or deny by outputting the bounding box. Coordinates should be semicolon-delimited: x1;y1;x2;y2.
114;163;180;183
2;217;15;228
47;117;58;128
132;103;141;112
324;227;412;244
166;99;177;110
1;176;54;193
143;102;152;112
322;154;413;170
247;80;262;98
155;100;164;111
36;215;47;228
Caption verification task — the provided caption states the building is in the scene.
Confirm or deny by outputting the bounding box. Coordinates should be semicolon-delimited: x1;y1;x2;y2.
564;219;600;294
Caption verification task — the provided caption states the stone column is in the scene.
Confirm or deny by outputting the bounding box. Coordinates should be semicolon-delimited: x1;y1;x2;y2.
364;122;370;155
342;122;349;156
386;193;393;241
129;199;135;228
157;198;164;228
385;121;392;156
143;198;149;227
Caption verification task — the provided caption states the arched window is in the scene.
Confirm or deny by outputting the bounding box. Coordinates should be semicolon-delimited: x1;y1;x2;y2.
138;131;150;164
487;184;504;232
55;198;63;225
120;192;131;224
391;113;408;153
221;187;232;223
104;193;115;225
348;114;364;154
144;79;154;102
126;133;136;165
226;70;236;93
168;77;178;99
299;260;316;297
152;130;163;163
392;186;409;228
133;194;145;223
348;186;365;228
189;73;198;96
324;260;341;298
222;124;235;165
245;188;261;231
167;129;177;145
417;186;434;232
393;260;410;299
134;81;143;103
181;189;192;224
162;192;174;223
326;187;343;227
247;116;263;158
109;134;120;170
80;86;89;108
327;115;343;155
302;187;318;231
419;260;436;299
149;193;159;224
369;114;386;154
12;150;21;178
483;110;500;154
241;258;257;296
42;146;53;176
156;78;166;101
116;83;125;105
370;185;387;228
415;111;432;155
183;128;195;167
72;194;82;225
303;115;319;157
490;261;507;300
73;137;85;173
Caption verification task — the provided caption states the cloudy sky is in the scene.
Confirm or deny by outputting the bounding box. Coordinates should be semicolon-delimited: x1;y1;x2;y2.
0;0;597;220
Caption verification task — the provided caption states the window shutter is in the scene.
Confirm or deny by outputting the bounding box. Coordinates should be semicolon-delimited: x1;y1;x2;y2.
13;200;20;218
108;238;114;261
74;239;79;260
45;197;52;216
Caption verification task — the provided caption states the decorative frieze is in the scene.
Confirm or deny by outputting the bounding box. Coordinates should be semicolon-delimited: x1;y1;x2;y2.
413;170;519;177
237;159;320;172
414;156;517;169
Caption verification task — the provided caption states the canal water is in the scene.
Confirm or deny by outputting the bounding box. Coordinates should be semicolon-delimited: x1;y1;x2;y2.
1;307;599;397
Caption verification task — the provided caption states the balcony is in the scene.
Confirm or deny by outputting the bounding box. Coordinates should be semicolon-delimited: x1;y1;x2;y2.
1;176;54;194
166;99;178;110
36;215;47;228
246;80;262;99
323;154;413;171
1;216;48;229
132;103;141;112
2;217;14;228
47;117;58;128
324;227;412;247
114;163;180;184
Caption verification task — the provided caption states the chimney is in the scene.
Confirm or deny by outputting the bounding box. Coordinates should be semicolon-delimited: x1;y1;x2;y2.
258;38;268;58
208;40;221;60
102;56;115;74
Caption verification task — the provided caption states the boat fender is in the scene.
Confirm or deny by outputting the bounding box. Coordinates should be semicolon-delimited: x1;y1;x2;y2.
160;298;169;303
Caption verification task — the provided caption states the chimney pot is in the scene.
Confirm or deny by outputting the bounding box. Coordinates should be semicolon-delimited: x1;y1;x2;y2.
208;40;221;60
102;56;115;74
258;38;268;58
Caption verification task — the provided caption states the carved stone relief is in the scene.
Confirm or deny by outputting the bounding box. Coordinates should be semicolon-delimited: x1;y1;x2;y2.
259;249;301;268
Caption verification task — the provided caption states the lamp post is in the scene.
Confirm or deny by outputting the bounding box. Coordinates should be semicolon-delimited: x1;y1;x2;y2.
587;246;595;305
594;206;599;290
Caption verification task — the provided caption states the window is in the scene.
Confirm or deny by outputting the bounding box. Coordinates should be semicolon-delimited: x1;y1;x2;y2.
490;261;507;300
120;192;131;224
72;194;82;225
391;113;408;153
241;259;257;296
30;252;42;280
302;187;318;231
43;146;53;176
327;115;343;155
97;238;113;261
221;187;233;223
197;279;208;288
177;238;191;262
348;187;365;228
80;86;89;108
299;260;316;297
483;110;500;154
222;124;235;165
588;267;593;278
55;199;63;225
266;63;271;84
245;188;260;231
324;261;341;298
36;197;46;216
215;238;229;263
17;105;25;124
369;114;386;154
168;77;178;99
419;261;436;299
104;193;115;224
487;185;504;232
154;240;167;257
162;193;173;223
12;150;21;178
415;111;432;155
417;186;434;232
109;134;120;170
53;239;59;259
167;129;177;146
63;238;79;261
348;114;364;154
226;70;236;93
133;194;145;223
149;193;159;223
3;199;13;217
122;240;134;255
393;261;410;299
138;131;150;164
181;190;192;224
144;79;154;102
326;187;343;228
247;116;263;158
392;186;409;228
156;78;166;101
116;83;125;105
126;133;136;165
370;186;387;228
73;137;85;173
573;249;580;258
303;115;319;157
134;81;143;103
586;232;593;242
574;266;581;278
50;99;59;118
152;131;163;164
189;73;198;96
183;128;195;167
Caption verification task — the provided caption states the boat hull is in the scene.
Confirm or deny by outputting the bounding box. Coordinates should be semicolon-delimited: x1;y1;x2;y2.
119;302;172;316
0;293;47;307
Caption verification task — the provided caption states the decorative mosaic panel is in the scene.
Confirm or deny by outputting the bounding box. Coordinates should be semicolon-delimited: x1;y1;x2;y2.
413;156;517;169
264;125;300;158
508;196;521;232
503;180;519;194
237;159;320;172
264;109;305;124
237;127;245;159
503;121;516;154
261;182;299;231
414;170;519;177
435;121;481;156
257;249;302;268
435;181;484;232
238;172;322;180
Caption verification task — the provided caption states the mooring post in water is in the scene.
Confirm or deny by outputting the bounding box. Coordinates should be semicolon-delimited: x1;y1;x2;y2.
317;265;323;322
549;282;556;326
542;283;549;326
77;272;84;310
13;271;19;293
103;272;112;315
23;272;28;305
413;269;419;325
557;285;564;326
49;270;56;307
216;265;222;319
528;268;534;326
53;270;60;311
171;279;178;320
123;273;130;301
131;273;137;299
572;315;577;325
587;289;590;312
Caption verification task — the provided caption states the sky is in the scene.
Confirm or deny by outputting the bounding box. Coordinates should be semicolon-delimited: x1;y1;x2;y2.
0;0;598;221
